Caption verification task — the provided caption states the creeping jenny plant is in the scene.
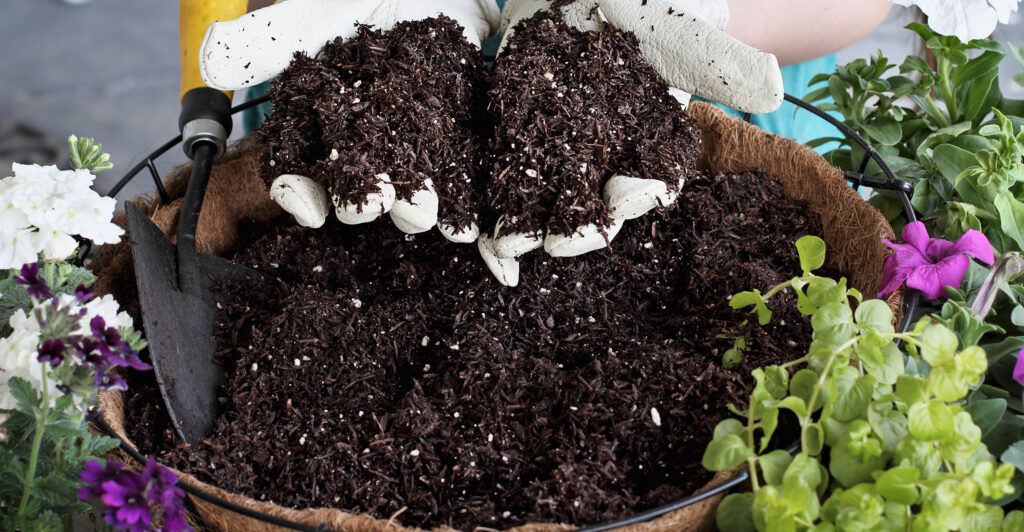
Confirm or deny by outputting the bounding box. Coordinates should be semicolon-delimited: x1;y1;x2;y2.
704;236;1022;531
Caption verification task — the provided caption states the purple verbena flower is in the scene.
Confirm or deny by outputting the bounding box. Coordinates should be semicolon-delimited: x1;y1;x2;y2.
91;315;131;358
37;338;66;366
13;262;53;300
74;283;95;303
95;371;128;392
78;460;126;500
1014;349;1024;387
878;222;995;300
78;458;192;532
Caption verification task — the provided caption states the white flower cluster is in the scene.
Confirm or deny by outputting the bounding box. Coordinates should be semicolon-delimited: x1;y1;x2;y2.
0;163;123;270
894;0;1020;41
0;293;133;410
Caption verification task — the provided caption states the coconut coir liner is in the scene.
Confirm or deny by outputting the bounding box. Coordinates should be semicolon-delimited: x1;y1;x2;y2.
93;103;899;532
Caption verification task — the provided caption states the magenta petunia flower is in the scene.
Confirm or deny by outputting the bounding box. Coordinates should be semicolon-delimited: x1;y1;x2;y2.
878;221;995;299
1014;349;1024;387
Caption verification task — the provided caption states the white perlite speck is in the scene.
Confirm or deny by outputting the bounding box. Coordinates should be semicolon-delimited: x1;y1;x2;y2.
312;265;323;272
651;407;662;427
421;336;430;347
410;449;420;457
294;358;301;366
251;363;258;371
329;149;339;161
351;298;362;308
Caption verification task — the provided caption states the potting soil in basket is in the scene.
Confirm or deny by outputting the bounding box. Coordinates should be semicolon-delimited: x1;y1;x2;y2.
126;168;820;530
100;9;893;532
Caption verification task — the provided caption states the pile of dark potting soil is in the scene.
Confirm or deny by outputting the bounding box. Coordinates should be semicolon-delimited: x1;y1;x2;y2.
485;13;700;237
257;16;489;233
126;170;823;530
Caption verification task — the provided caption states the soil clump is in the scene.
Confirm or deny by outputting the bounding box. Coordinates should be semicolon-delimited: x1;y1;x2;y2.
486;13;700;236
257;16;490;232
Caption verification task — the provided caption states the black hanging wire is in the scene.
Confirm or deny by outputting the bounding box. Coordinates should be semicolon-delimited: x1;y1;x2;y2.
87;93;919;532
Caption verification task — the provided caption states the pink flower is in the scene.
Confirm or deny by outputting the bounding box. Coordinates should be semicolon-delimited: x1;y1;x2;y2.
1015;349;1024;387
878;222;994;299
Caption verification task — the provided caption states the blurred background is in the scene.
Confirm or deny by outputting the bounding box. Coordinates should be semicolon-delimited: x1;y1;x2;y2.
2;0;1023;203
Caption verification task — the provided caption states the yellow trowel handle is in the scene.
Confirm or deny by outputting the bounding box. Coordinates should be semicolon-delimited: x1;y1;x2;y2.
178;0;247;160
179;0;248;100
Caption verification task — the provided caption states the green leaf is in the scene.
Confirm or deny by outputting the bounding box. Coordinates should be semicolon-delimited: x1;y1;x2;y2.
862;116;903;146
764;366;789;400
714;418;746;440
795;235;826;274
811;302;856;348
805;422;825;456
896;437;943;479
829;434;888;487
963;505;1004;532
1001;440;1024;473
833;375;876;422
908;400;955;441
790;369;819;407
1004;510;1024;531
717;492;756;532
875;465;920;505
759;449;794;485
730;290;773;326
933;143;979;185
994;192;1024;252
861;341;904;386
928;365;970;402
854;299;895;333
966;399;1008;438
703;434;754;471
7;377;40;416
920;324;959;367
868;400;908;453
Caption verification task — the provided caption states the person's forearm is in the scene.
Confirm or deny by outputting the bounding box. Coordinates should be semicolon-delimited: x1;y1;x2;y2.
724;0;892;66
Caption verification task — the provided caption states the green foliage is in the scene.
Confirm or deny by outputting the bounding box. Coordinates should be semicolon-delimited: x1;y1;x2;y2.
0;260;134;529
68;135;113;174
706;240;1020;531
1;377;120;530
809;23;1024;510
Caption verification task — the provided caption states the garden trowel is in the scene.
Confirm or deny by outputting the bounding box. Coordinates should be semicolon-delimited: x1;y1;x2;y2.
126;0;251;447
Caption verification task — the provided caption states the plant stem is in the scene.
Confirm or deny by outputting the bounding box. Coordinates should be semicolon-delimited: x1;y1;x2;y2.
800;336;858;450
16;369;51;524
937;56;957;122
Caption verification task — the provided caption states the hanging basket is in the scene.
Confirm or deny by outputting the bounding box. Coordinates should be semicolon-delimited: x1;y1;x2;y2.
88;96;905;532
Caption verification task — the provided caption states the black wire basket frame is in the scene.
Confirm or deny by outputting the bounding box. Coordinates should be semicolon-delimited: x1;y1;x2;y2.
92;92;919;532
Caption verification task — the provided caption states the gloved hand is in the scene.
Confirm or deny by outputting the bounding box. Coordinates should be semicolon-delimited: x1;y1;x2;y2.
199;0;500;240
476;0;784;286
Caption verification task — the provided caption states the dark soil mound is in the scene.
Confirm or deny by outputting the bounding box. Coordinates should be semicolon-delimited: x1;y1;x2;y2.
127;170;821;530
257;16;489;232
486;13;700;237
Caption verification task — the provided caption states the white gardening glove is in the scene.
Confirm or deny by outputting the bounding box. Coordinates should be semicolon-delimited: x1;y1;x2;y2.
199;0;500;241
476;0;784;287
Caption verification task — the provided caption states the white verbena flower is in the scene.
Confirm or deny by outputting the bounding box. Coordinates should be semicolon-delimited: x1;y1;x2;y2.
893;0;1021;41
0;309;54;410
0;293;134;410
0;163;123;269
